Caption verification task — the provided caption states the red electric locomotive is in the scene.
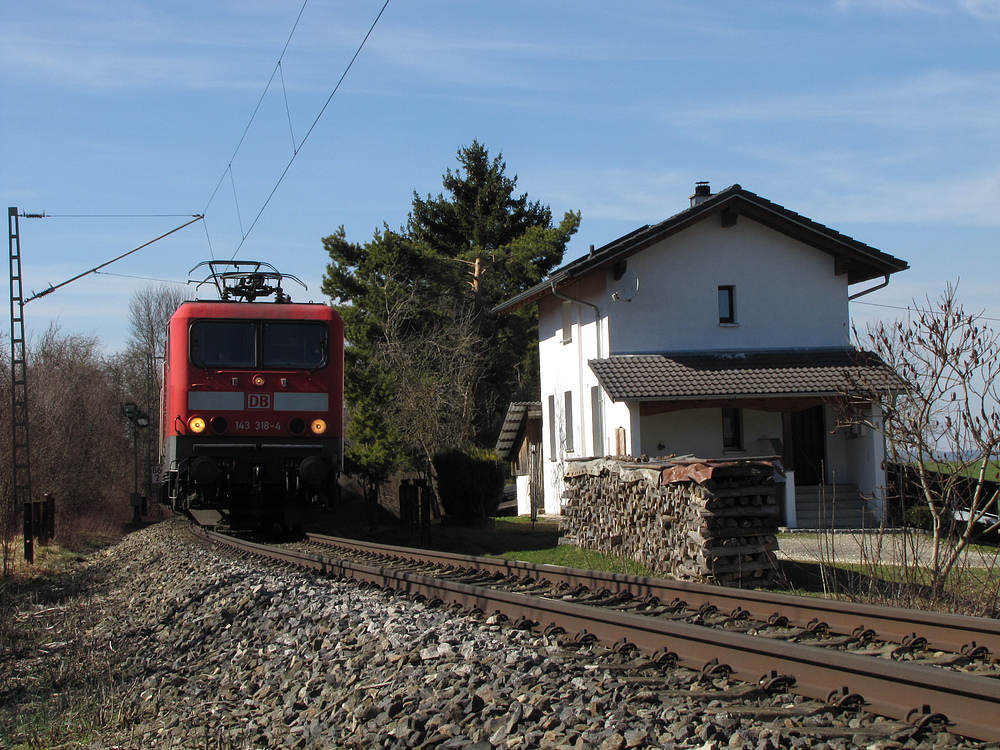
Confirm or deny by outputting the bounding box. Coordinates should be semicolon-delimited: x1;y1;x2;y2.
159;261;344;528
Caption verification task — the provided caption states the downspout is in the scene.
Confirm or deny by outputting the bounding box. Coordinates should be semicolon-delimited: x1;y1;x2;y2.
848;274;890;301
551;281;605;456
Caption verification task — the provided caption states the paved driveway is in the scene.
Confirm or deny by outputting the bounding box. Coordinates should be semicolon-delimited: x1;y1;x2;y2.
776;530;999;567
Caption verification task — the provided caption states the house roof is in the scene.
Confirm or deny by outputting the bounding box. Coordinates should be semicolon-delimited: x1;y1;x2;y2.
589;348;903;402
495;401;542;460
493;184;909;314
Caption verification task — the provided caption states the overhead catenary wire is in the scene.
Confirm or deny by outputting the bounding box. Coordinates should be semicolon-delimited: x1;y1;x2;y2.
93;271;189;286
19;212;197;218
200;0;392;261
201;0;312;221
24;215;204;303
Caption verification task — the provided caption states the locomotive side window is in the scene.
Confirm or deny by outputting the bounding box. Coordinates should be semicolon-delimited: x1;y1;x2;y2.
262;322;327;369
190;321;256;368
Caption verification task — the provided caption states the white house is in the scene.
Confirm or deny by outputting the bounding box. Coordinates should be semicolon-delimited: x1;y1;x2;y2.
493;183;908;528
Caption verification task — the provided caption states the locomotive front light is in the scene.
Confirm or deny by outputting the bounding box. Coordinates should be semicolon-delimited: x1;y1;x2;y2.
252;374;266;387
188;416;207;434
310;418;327;435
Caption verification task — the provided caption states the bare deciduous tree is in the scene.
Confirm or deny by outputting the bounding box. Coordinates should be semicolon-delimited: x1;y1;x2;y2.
108;284;188;502
841;283;1000;605
28;325;133;540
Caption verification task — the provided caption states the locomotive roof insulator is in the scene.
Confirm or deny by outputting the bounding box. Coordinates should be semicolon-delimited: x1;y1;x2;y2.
189;260;307;303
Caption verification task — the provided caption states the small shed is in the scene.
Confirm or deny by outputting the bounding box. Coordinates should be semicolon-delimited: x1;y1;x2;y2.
495;402;544;515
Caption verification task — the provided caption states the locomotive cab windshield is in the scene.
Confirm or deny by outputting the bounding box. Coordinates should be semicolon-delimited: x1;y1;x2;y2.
190;320;328;369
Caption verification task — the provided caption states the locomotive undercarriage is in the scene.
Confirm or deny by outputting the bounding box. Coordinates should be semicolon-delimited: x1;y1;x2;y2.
163;439;340;528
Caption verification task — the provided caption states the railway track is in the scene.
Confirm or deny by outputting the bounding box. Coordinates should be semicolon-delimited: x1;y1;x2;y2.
193;526;1000;742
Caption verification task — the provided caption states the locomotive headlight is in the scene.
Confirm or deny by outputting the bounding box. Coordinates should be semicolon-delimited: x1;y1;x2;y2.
310;418;327;435
252;374;266;387
188;416;207;434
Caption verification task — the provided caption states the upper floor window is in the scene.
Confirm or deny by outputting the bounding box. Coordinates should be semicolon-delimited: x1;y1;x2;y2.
718;285;736;325
561;301;573;344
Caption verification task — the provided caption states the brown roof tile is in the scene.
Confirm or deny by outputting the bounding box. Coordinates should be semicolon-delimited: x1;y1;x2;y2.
589;348;901;401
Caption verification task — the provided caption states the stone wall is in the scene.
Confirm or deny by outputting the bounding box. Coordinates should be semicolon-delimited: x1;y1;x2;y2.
559;458;781;586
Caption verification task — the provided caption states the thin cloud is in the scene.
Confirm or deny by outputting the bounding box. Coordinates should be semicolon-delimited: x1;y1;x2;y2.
834;0;1000;17
667;70;1000;133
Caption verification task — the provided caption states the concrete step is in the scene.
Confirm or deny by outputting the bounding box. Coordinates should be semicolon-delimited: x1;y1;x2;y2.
792;484;873;529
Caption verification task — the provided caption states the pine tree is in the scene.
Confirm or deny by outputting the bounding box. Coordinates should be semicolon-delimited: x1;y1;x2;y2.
322;142;579;485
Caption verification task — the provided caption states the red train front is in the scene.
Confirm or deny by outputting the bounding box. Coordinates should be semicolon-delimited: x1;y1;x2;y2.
159;262;344;528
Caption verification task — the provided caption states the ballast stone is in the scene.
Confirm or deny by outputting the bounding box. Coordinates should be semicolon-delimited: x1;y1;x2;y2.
16;519;977;750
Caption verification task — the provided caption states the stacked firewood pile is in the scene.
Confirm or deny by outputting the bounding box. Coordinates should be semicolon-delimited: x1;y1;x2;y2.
560;457;781;586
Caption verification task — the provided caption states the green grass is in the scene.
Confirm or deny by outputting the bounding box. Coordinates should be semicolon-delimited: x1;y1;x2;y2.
772;531;1000;614
341;516;658;577
923;459;1000;482
345;514;1000;612
504;544;657;576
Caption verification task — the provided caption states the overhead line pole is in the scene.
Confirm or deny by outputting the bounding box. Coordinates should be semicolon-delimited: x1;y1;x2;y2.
6;211;204;557
8;208;34;559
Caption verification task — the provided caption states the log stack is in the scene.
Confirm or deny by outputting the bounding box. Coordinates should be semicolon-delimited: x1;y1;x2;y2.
560;457;781;586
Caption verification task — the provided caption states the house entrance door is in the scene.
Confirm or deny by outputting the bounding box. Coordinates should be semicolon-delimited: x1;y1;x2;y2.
791;405;825;486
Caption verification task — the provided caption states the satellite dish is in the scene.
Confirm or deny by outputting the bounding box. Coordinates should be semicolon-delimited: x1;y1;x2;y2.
616;270;639;301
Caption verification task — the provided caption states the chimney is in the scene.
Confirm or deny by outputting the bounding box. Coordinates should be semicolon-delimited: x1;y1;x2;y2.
690;181;712;207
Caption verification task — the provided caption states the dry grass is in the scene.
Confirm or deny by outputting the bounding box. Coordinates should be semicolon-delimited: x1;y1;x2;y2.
0;522;137;749
797;527;1000;617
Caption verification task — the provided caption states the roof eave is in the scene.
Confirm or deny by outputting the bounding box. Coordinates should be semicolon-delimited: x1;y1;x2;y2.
492;184;909;314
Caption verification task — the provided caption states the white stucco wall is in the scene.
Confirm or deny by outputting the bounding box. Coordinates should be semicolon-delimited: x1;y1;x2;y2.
637;407;783;459
534;213;876;515
607;219;851;353
538;274;609;513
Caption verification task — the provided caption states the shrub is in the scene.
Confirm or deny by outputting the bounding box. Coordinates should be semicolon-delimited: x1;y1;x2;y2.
904;504;934;531
433;447;506;524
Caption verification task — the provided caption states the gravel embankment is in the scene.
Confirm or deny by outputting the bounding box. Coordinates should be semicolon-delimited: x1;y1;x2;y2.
5;520;994;749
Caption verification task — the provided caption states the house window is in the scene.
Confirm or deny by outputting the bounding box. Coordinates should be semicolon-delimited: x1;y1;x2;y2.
718;285;736;324
561;301;573;344
591;386;603;457
564;391;575;453
547;395;556;460
722;407;743;451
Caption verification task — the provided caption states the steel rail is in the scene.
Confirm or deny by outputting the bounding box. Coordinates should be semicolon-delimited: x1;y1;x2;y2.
206;529;1000;741
307;532;1000;658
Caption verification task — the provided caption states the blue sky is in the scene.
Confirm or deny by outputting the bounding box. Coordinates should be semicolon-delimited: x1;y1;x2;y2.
3;0;999;351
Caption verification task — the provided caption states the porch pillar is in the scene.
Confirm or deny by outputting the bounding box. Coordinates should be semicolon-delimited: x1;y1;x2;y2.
781;411;797;528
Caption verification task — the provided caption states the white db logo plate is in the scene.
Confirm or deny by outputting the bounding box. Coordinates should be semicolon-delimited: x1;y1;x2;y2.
246;393;272;410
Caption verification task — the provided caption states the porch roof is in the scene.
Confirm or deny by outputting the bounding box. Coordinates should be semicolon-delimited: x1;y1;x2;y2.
495;401;542;460
589;348;902;403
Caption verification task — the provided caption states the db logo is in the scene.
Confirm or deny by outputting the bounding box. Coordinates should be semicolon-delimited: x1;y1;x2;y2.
246;393;272;410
